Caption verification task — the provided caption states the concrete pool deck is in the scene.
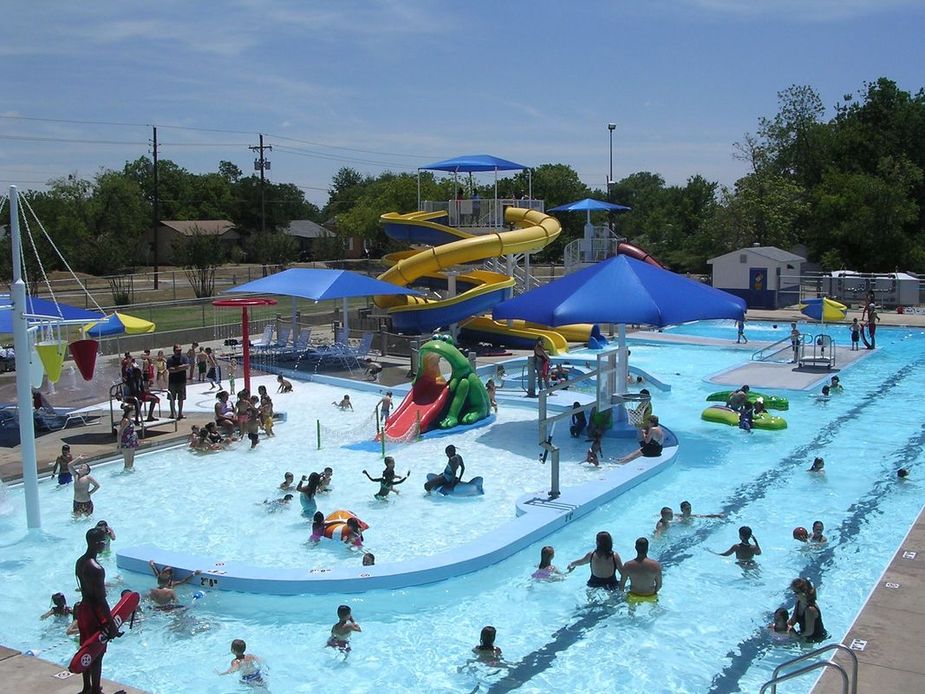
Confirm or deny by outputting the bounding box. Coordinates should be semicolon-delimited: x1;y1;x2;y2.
812;503;925;694
0;645;148;694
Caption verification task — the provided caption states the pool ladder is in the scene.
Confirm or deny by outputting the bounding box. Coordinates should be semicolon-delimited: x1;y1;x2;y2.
759;643;858;694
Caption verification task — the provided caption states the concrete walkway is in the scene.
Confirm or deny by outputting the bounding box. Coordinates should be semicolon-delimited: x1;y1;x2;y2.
813;504;925;693
0;646;147;694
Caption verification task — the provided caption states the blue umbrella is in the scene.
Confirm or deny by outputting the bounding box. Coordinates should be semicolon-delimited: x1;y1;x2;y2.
419;154;527;173
227;268;422;333
548;198;632;225
0;294;104;334
493;255;744;328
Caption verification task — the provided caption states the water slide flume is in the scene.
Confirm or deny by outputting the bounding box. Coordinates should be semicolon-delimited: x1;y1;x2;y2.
377;208;588;351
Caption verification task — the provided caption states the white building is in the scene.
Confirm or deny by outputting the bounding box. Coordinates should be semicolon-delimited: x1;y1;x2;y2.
708;245;805;309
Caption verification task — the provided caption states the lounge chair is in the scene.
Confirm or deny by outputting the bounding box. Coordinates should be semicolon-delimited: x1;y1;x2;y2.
250;325;275;349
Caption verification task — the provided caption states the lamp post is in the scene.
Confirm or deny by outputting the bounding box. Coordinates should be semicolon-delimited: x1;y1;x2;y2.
607;123;616;231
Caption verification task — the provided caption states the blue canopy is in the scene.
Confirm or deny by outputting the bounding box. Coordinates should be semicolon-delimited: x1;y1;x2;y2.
226;268;422;301
492;255;745;328
419;155;528;173
548;198;631;213
0;294;104;334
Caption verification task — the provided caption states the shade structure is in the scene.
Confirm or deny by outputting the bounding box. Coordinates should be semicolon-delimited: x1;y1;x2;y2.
419;154;527;173
548;198;632;213
799;297;847;323
83;311;156;337
492;255;746;328
69;339;99;381
0;294;104;334
227;268;423;334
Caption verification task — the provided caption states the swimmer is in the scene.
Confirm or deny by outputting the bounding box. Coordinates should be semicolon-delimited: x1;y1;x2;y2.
820;385;831;398
342;517;364;548
654;507;673;537
808;457;825;474
712;526;761;565
327;604;361;652
898;468;910;479
263;494;293;512
40;592;73;620
494;364;506;387
769;607;792;641
567;531;622;590
809;520;827;544
677;501;724;522
619;537;662;601
332;394;353;411
318;467;334;493
753;397;767;415
308;511;332;543
276;375;293;393
584;441;600;467
485;379;498;413
377;391;393;421
425;445;464;493
148;561;202;606
220;639;265;686
531;546;563;580
569;402;587;438
473;625;502;661
363;456;410;499
829;375;843;392
362;553;375;566
96;519;116;553
49;444;80;485
297;473;322;517
279;472;295;491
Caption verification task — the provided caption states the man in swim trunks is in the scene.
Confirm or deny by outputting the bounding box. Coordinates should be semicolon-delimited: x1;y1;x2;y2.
70;462;99;517
165;344;189;420
619;537;662;600
75;526;120;694
715;526;762;565
566;531;623;590
425;444;464;493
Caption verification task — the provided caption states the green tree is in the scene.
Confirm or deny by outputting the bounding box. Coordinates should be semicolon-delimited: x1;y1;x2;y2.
171;225;229;297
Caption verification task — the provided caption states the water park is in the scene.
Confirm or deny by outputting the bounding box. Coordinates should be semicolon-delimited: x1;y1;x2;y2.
1;160;923;694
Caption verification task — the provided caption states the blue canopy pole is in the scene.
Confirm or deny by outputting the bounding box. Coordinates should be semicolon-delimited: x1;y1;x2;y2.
10;186;41;530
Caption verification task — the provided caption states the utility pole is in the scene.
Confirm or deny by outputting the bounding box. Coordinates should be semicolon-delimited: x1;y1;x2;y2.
249;134;272;234
152;126;159;289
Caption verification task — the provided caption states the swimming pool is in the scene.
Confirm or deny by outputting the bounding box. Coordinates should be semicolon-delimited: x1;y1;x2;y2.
1;325;923;693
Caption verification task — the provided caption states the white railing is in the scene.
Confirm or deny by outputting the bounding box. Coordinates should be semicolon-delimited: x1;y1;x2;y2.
760;643;858;694
422;198;544;230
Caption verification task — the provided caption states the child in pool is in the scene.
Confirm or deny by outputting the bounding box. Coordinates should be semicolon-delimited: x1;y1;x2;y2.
276;374;293;393
309;512;330;542
485;379;498;413
327;604;361;652
739;401;754;433
246;396;261;448
40;592;72;620
332;394;353;411
220;639;265;686
808;457;825;474
279;472;294;491
531;546;563;580
363;456;410;500
318;467;334;493
769;607;792;641
342;517;364;548
473;625;502;661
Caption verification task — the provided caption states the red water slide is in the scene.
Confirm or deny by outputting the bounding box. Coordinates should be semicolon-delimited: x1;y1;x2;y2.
616;242;665;268
381;379;450;440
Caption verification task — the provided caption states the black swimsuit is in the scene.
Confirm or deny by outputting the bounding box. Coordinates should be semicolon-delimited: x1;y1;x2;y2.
795;601;828;642
587;553;619;590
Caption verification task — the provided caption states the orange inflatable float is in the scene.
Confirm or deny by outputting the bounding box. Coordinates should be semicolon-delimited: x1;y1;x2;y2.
323;510;369;542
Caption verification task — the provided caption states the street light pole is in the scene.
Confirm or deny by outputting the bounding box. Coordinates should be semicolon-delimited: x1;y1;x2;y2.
608;122;616;231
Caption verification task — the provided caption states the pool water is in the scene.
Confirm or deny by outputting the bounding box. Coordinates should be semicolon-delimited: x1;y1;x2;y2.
662;318;811;343
1;325;924;693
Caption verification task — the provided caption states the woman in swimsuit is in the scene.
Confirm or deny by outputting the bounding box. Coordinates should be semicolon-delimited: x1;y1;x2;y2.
472;625;502;662
788;578;828;642
566;531;623;590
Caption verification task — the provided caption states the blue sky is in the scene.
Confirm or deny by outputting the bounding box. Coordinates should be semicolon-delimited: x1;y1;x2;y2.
1;0;923;206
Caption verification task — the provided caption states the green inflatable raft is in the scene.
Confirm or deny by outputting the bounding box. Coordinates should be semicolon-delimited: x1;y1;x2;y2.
701;405;787;430
705;390;788;411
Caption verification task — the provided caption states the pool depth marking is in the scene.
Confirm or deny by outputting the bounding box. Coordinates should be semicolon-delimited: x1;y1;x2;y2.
116;441;679;594
487;356;922;693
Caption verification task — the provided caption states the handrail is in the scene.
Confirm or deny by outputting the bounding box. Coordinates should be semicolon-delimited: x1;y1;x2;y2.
761;643;859;694
750;335;792;362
